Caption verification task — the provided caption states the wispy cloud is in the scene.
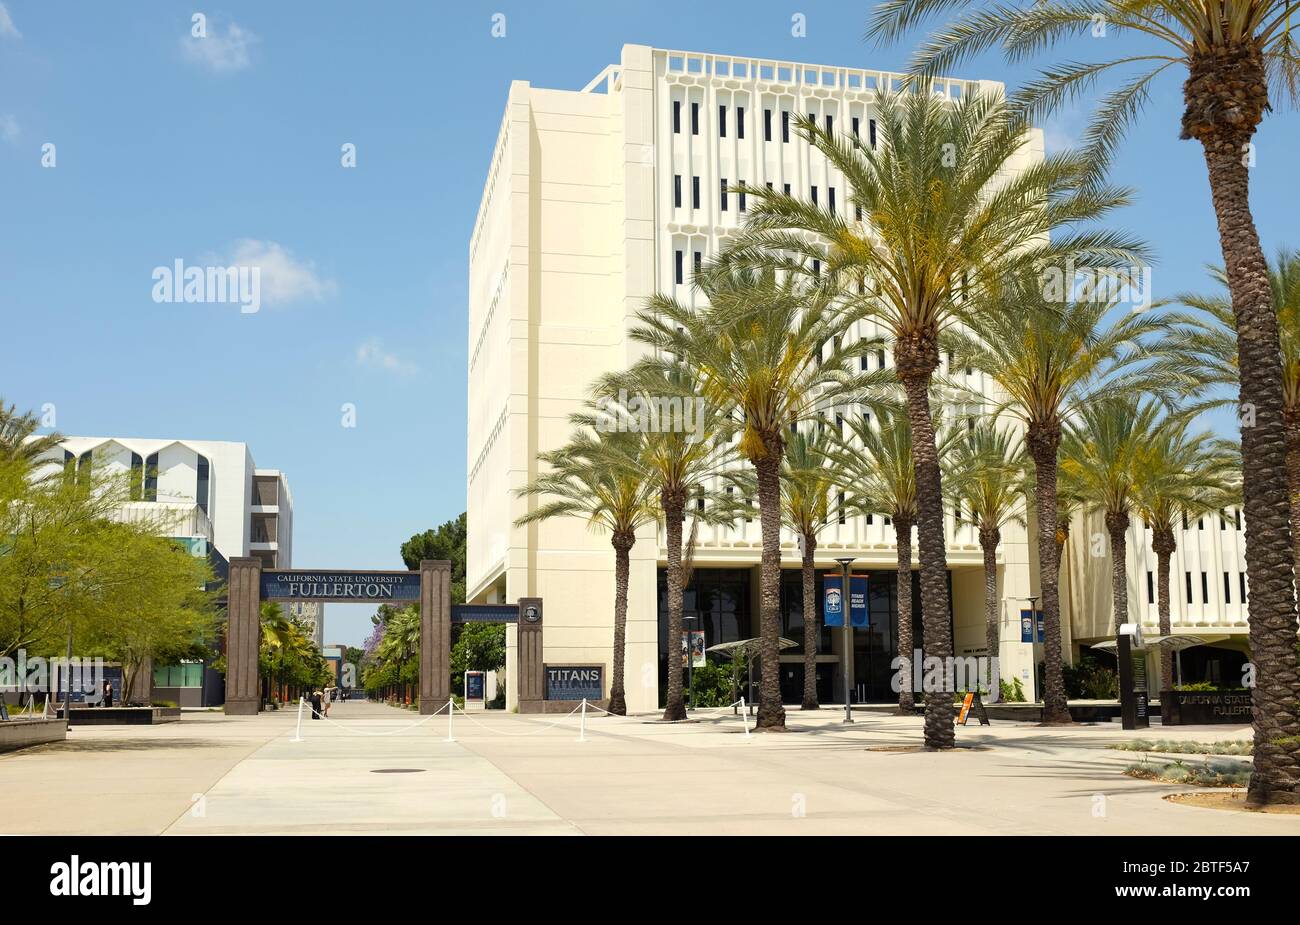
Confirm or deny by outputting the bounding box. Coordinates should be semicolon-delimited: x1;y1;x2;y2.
0;114;18;144
181;21;257;73
355;337;420;376
0;4;20;40
1042;107;1086;154
223;239;336;306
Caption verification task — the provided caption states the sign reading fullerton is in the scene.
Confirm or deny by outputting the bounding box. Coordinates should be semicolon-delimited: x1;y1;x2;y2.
260;570;422;603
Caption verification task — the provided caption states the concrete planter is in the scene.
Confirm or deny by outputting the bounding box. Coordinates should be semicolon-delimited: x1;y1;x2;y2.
0;718;67;752
1160;689;1252;725
56;706;181;725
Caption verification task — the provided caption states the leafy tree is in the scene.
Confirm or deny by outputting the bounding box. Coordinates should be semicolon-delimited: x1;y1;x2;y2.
451;623;506;694
725;90;1141;747
401;514;467;604
871;0;1300;808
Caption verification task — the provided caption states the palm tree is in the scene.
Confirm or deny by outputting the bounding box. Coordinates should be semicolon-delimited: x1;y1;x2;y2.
1174;250;1300;579
828;405;928;715
946;421;1024;661
725;90;1143;748
625;268;875;730
947;276;1180;723
515;429;657;715
724;426;839;710
872;0;1300;807
1132;421;1241;691
0;399;61;468
1061;398;1167;635
574;377;734;721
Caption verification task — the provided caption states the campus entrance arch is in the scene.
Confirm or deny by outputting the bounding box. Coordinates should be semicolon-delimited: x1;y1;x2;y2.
224;558;544;714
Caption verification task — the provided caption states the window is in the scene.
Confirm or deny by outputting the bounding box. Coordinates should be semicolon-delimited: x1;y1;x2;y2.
738;184;746;212
737;106;745;138
860;354;869;371
692;176;701;209
765;181;773;190
1224;571;1232;604
1197;517;1204;530
129;452;144;501
835;414;844;435
673;174;682;208
1220;510;1227;529
1185;571;1193;604
838;492;846;525
720;178;728;212
783;182;791;195
812;258;821;277
196;455;210;516
867;513;874;525
824;114;833;135
691;101;699;135
718;104;727;137
1240;572;1247;602
877;349;887;369
782;110;790;142
855;205;863;221
1182;513;1188;530
869;118;877;147
673;100;681;134
144;452;159;502
697;495;706;512
1146;571;1154;604
1234;508;1242;530
852;116;860;137
1201;571;1209;603
674;250;683;285
745;498;753;523
764;108;772;141
828;187;836;214
693;251;702;274
811;185;818;205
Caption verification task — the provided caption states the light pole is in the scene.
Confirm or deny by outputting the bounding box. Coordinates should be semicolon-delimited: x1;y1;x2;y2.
1015;595;1041;701
835;557;855;724
48;574;71;728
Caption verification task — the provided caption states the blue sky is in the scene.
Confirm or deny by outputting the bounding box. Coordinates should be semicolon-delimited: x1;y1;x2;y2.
2;2;1297;645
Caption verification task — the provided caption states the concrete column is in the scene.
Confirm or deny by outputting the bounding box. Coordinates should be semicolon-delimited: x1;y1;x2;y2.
225;557;261;715
517;596;544;712
419;559;452;714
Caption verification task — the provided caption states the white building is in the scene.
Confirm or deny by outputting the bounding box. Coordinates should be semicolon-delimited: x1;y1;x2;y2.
34;437;294;569
287;602;324;647
466;44;1249;712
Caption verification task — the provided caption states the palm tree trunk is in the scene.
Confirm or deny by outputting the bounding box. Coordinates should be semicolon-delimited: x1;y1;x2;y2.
608;531;634;715
1153;526;1176;693
1105;511;1130;634
894;514;915;715
896;356;954;749
800;533;819;710
1186;46;1300;803
1027;424;1071;724
980;525;1000;661
661;488;688;722
1286;408;1300;591
1186;52;1300;799
753;444;787;730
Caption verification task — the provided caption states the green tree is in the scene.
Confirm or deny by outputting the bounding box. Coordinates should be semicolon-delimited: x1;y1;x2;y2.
451;623;506;694
725;90;1141;747
626;268;874;730
871;0;1300;808
401;514;467;604
0;399;61;467
945;422;1024;661
947;275;1179;723
515;429;657;715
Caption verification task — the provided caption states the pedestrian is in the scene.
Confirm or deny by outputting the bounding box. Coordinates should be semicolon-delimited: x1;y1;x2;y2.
103;679;114;708
310;689;323;720
322;686;332;717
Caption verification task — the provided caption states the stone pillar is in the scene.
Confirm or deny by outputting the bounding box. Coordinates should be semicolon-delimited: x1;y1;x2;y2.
517;597;544;713
419;560;452;714
225;557;262;715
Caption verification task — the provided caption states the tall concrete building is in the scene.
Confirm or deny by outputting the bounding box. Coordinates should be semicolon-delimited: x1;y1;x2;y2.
465;44;1250;712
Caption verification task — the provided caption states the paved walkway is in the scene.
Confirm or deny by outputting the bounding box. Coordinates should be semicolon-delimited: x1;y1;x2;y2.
2;701;1296;835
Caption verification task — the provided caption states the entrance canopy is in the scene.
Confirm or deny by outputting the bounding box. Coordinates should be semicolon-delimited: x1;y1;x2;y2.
706;637;799;660
1090;634;1229;654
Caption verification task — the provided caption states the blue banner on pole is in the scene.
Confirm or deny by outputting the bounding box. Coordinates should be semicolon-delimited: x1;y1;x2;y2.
1020;609;1045;643
825;576;869;628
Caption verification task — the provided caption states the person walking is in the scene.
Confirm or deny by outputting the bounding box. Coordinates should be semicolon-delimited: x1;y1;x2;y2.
103;679;114;708
310;689;323;720
322;686;332;717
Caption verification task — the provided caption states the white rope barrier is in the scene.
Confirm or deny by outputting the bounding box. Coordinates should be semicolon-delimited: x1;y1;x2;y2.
297;699;452;738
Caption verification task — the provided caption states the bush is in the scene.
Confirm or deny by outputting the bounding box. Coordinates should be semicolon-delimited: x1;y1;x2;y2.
688;659;741;707
1172;681;1249;692
1124;757;1250;788
999;676;1026;703
1109;739;1252;756
1063;656;1119;699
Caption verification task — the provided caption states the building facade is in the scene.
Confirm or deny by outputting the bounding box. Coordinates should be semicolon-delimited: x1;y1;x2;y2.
465;44;1248;712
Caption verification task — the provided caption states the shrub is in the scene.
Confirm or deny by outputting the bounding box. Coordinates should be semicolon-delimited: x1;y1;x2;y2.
1063;656;1119;699
1124;757;1250;788
1108;739;1253;756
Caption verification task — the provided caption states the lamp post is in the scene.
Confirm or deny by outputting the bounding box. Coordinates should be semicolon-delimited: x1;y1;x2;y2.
835;557;855;724
1015;595;1040;702
48;574;71;728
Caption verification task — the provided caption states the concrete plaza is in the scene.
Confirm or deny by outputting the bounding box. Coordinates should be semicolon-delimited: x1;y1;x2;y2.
1;700;1296;835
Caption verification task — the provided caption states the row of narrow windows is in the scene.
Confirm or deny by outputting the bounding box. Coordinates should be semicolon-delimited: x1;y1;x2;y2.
62;449;209;515
1146;570;1247;607
672;101;877;147
672;175;862;222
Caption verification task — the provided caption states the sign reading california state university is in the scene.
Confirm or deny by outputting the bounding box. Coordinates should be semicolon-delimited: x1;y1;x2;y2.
260;570;421;602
